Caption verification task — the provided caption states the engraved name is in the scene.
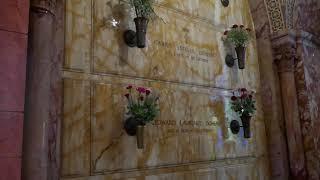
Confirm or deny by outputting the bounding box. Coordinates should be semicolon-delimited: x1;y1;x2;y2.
153;40;215;63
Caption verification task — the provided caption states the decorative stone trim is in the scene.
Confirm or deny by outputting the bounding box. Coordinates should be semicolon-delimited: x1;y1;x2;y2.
271;32;308;179
273;43;297;72
271;31;297;72
264;0;286;32
285;0;295;29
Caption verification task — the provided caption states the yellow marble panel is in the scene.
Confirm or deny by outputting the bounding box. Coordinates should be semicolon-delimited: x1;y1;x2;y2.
91;82;220;173
91;0;260;90
62;79;91;176
89;79;257;173
142;169;217;180
155;0;256;28
253;95;269;157
61;168;217;180
62;0;269;179
155;0;216;21
212;95;256;159
217;0;255;27
65;0;92;71
216;164;256;180
93;3;221;85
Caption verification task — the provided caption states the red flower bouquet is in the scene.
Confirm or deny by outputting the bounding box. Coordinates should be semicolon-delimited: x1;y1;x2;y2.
230;88;256;138
124;85;160;125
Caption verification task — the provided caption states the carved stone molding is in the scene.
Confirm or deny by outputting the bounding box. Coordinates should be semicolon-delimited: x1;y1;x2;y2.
280;0;296;29
31;0;56;14
273;43;297;72
271;31;308;180
285;0;295;29
271;31;298;72
264;0;285;32
264;0;296;31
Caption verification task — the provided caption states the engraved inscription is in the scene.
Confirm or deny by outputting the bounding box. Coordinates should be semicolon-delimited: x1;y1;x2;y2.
152;118;219;134
154;40;215;63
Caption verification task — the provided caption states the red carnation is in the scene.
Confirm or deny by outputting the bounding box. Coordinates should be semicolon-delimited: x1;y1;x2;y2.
241;94;247;99
232;24;238;28
137;87;146;93
124;93;130;99
231;96;237;101
241;88;247;92
240;25;244;28
224;30;228;35
126;85;133;89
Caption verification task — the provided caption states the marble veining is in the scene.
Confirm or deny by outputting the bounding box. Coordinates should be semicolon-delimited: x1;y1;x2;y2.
61;0;269;179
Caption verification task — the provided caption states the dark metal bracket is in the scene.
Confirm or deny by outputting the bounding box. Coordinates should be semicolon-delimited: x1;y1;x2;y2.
225;54;237;67
230;120;241;135
124;117;139;136
221;0;229;7
123;30;137;48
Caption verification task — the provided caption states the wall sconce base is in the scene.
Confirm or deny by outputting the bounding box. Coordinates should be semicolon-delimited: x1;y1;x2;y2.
225;54;236;67
123;30;137;47
230;120;240;134
221;0;229;7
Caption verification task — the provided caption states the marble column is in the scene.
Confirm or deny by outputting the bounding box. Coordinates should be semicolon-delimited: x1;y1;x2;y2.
22;0;61;180
272;32;307;179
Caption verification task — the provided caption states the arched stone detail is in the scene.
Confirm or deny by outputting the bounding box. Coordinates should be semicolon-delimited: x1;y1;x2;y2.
264;0;296;31
264;0;286;32
284;0;296;29
280;0;296;29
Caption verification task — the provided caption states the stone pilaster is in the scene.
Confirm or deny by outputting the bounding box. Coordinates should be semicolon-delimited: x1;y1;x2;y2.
22;0;63;180
272;31;307;180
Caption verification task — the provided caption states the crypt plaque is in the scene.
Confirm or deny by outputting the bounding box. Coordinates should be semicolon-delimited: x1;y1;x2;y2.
90;81;255;173
93;2;223;87
62;0;268;179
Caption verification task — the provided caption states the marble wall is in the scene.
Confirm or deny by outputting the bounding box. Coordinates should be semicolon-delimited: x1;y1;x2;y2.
295;0;320;37
0;0;29;180
295;33;320;180
61;0;270;179
293;1;320;179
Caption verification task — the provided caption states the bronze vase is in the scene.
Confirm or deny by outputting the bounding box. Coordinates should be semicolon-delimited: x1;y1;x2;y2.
136;125;145;149
134;17;149;48
240;115;251;138
235;46;246;69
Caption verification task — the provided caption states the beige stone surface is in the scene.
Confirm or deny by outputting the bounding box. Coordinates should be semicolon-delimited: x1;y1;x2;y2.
65;0;92;71
62;79;91;176
61;0;269;179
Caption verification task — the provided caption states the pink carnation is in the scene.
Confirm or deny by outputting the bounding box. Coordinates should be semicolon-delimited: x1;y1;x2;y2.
126;85;133;89
231;96;237;101
137;87;146;93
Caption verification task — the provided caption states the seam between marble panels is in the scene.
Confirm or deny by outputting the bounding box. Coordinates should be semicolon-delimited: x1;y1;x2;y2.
62;69;235;92
62;156;257;178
